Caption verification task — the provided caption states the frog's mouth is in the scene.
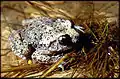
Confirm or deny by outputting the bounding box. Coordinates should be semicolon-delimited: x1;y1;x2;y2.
49;47;74;56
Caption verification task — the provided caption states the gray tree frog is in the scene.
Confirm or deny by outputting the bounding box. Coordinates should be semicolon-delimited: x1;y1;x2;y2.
9;17;85;64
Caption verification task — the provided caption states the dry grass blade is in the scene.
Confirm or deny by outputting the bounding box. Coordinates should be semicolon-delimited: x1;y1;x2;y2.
25;1;49;17
44;1;65;5
28;1;74;19
24;71;43;78
1;5;27;15
1;50;11;56
1;64;40;73
70;63;81;78
83;22;99;42
3;72;16;78
101;21;109;36
27;1;53;13
58;9;75;19
16;70;32;78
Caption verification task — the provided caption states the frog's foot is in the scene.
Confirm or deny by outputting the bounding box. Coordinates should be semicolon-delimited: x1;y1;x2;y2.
31;50;51;64
31;50;61;64
58;62;65;71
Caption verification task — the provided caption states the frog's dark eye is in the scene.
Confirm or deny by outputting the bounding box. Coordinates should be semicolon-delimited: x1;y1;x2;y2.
58;34;72;46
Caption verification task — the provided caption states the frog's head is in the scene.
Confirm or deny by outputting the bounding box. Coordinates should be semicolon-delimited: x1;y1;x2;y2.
47;18;85;53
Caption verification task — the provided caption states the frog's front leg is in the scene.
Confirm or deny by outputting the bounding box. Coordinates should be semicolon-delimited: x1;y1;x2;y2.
31;50;66;71
31;50;62;63
31;50;51;64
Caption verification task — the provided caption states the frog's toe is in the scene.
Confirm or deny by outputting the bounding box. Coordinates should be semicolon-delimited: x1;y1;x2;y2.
27;59;33;65
58;63;64;72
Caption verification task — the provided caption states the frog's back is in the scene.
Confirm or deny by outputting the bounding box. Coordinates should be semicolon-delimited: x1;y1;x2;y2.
22;17;72;49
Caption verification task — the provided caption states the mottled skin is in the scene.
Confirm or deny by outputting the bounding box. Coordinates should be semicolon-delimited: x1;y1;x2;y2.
9;17;84;64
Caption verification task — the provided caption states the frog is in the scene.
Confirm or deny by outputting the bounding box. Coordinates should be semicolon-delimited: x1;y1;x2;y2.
9;17;85;69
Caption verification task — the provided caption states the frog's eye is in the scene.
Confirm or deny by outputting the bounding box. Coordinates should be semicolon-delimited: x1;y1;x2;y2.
58;34;72;46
